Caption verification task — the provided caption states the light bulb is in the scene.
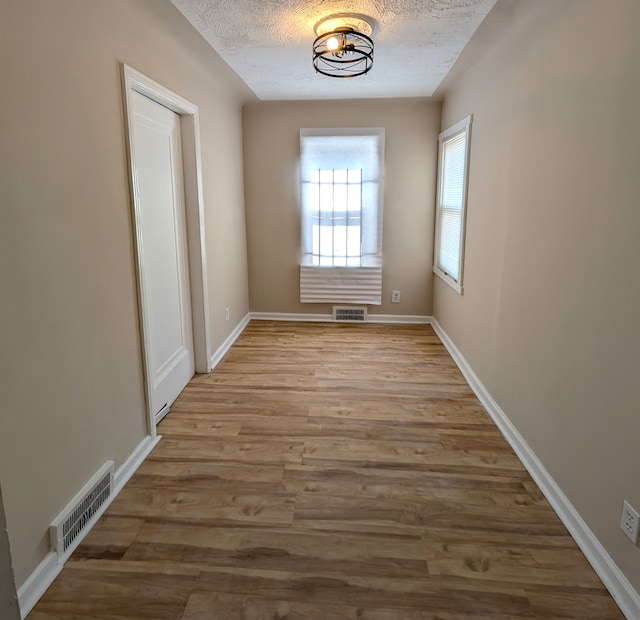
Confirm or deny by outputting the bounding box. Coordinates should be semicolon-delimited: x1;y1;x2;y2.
326;36;339;51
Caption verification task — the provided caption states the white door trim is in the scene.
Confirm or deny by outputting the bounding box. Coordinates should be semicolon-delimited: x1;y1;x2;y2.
121;64;211;436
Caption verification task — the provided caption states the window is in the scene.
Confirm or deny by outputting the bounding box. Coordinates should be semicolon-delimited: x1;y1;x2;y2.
433;115;472;294
300;128;384;268
307;168;363;267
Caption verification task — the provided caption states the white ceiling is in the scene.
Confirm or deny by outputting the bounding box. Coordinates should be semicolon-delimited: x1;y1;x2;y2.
170;0;498;100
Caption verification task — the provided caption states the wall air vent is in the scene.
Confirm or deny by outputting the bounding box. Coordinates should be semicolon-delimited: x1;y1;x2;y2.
49;461;114;558
333;305;367;322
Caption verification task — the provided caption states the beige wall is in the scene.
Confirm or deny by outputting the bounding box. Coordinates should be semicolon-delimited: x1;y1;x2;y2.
243;99;440;317
0;486;19;620
0;0;253;585
436;0;640;592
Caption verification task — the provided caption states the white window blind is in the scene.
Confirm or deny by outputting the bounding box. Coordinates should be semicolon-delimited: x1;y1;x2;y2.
299;128;384;304
434;115;472;294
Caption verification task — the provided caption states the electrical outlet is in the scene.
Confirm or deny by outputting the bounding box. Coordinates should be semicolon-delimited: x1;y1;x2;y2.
391;290;401;303
225;307;230;322
620;500;640;544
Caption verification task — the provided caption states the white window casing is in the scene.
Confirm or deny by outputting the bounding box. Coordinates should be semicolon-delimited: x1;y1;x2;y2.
433;115;472;295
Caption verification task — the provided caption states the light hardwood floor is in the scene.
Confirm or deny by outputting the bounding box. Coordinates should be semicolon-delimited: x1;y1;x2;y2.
29;321;624;619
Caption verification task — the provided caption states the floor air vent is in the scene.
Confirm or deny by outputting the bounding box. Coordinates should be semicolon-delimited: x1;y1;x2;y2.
50;461;114;558
333;305;367;322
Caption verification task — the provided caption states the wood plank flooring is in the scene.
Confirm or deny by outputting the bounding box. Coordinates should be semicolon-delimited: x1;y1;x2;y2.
28;321;624;619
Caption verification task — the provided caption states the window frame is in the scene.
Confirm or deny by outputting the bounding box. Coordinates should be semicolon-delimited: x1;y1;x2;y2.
433;114;472;295
300;128;384;269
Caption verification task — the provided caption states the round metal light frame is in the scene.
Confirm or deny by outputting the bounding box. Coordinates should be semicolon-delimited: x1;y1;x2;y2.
312;25;374;78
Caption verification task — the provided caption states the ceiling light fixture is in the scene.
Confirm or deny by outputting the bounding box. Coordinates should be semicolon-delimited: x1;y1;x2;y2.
313;14;375;78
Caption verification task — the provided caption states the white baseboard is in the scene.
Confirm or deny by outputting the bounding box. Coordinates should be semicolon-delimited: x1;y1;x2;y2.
250;312;432;325
430;319;640;620
251;312;333;322
113;434;161;497
367;314;432;324
210;313;251;369
17;552;60;620
17;434;161;619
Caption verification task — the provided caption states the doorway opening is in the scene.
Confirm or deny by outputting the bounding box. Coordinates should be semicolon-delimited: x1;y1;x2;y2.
121;64;211;434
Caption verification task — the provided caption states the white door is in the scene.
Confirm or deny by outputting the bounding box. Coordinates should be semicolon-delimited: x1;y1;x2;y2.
131;90;194;423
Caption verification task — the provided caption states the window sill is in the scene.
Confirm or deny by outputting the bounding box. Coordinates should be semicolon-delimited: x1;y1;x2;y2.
433;265;463;295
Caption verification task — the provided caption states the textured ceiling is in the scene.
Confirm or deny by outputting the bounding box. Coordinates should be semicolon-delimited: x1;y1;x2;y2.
170;0;497;100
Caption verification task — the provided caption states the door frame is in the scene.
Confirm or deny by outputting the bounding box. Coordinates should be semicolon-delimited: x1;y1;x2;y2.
121;63;212;436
